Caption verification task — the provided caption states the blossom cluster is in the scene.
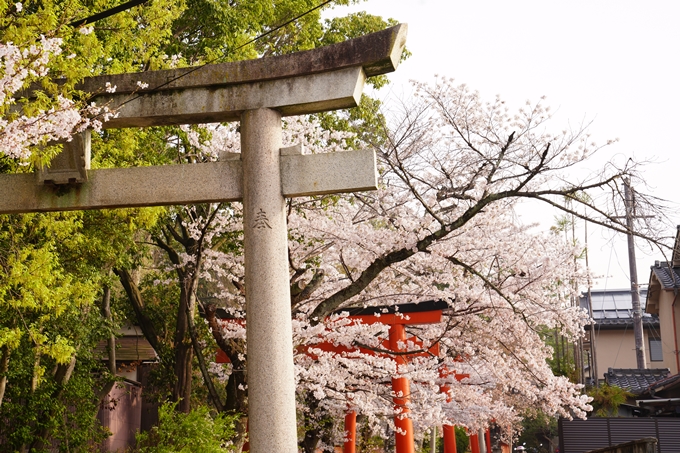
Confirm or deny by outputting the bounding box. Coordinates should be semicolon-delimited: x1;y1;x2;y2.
0;37;114;160
174;108;597;444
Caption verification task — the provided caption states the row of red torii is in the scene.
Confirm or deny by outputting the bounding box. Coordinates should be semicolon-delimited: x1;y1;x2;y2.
215;300;511;453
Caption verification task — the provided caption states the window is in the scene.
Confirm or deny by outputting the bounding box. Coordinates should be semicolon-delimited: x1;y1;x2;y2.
649;337;663;362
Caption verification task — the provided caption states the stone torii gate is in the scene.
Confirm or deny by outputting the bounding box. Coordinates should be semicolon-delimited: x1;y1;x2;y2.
5;25;407;453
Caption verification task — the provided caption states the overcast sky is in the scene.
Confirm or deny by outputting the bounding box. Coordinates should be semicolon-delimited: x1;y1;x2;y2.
326;0;680;290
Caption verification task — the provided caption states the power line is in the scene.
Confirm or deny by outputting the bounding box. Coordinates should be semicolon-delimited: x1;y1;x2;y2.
231;0;333;57
110;0;335;110
69;0;151;28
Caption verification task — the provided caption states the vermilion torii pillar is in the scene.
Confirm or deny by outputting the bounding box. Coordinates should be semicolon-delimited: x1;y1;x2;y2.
333;301;447;453
8;25;408;453
219;300;445;452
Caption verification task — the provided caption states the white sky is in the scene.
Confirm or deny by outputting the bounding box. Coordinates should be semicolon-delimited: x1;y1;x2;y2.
326;0;680;290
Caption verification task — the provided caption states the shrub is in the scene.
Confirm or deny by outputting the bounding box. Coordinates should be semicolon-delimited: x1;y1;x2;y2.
135;402;238;453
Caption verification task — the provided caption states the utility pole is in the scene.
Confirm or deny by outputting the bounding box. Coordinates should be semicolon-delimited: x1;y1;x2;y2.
624;178;647;370
571;210;585;386
585;219;598;387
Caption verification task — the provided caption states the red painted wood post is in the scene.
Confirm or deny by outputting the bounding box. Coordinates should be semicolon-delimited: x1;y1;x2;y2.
442;425;457;453
469;432;480;453
344;410;357;453
439;368;456;453
484;428;491;452
389;323;415;453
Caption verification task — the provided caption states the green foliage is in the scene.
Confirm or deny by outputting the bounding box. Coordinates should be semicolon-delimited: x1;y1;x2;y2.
0;210;132;449
419;426;468;453
0;213;99;364
316;95;388;150
540;327;578;382
135;402;238;453
588;384;632;417
518;411;558;453
455;426;469;453
0;323;110;450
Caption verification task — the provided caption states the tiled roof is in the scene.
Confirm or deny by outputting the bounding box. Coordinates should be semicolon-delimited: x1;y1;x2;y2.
604;368;671;395
95;336;157;362
639;372;680;397
587;316;659;330
581;289;658;330
650;262;680;290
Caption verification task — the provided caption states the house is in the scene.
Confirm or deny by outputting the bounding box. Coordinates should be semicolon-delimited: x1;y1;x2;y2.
634;372;680;417
559;234;680;453
95;326;158;452
645;227;680;375
580;289;665;384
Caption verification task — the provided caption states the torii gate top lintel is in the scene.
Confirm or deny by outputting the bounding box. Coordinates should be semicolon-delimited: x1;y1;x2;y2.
82;24;407;95
84;24;408;128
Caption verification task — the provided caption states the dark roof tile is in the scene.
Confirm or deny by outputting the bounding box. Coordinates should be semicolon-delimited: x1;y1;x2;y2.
650;262;680;290
604;368;671;395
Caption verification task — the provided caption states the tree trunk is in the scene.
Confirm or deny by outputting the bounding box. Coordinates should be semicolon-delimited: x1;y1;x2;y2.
187;301;224;412
0;346;9;408
101;285;116;375
173;295;192;412
115;268;161;353
173;275;197;413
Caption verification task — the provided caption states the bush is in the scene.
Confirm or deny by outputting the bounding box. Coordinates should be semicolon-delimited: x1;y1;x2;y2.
134;402;238;453
588;384;632;417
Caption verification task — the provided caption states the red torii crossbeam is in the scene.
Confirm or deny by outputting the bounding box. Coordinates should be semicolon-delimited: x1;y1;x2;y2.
216;300;465;453
335;301;447;453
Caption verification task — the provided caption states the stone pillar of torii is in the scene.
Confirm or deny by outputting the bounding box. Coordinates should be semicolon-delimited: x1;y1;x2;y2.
5;25;407;452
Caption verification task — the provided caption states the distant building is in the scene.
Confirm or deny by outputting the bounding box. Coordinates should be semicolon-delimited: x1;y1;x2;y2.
95;326;158;452
580;288;665;384
646;246;680;375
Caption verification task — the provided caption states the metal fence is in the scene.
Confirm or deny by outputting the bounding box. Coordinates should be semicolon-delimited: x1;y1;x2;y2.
559;418;680;453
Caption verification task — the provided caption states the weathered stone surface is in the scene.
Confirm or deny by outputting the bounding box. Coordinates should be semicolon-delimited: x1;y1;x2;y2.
98;67;365;128
38;130;91;185
0;161;241;213
79;24;407;95
281;149;377;197
0;150;376;213
241;108;298;453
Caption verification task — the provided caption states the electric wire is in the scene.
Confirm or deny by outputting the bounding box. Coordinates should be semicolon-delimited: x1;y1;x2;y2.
69;0;151;28
105;0;335;112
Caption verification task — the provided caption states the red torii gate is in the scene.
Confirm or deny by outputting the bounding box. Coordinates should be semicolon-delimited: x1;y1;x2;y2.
331;301;449;453
214;301;494;453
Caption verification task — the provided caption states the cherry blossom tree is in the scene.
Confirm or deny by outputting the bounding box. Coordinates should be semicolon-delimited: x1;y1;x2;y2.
277;79;668;449
3;0;669;449
0;34;115;162
114;77;671;452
